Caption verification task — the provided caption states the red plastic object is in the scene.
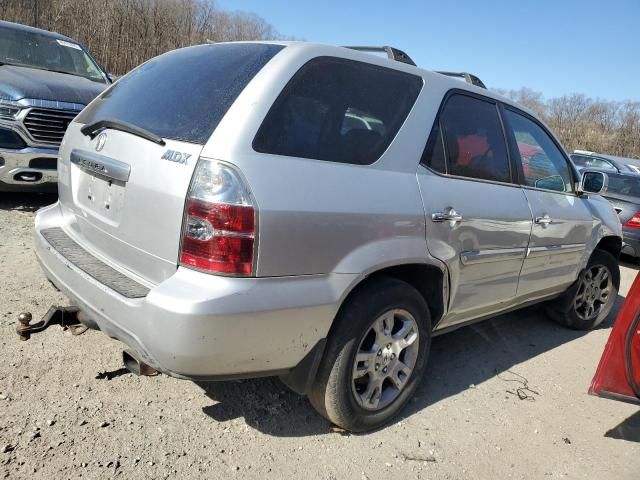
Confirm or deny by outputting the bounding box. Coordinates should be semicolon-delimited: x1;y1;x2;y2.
589;271;640;404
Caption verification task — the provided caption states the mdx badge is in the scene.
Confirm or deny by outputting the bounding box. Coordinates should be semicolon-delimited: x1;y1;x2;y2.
161;150;191;164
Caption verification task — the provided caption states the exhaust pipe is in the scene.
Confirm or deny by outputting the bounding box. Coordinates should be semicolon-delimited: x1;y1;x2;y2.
122;349;158;376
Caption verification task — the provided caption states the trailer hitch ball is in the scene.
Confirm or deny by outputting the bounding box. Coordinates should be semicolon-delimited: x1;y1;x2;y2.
17;312;33;341
15;307;87;341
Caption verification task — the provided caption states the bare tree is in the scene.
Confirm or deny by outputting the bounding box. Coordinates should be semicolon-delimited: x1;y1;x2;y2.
1;0;284;74
496;88;640;159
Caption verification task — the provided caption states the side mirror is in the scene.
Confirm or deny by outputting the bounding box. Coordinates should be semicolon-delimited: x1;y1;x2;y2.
578;170;608;195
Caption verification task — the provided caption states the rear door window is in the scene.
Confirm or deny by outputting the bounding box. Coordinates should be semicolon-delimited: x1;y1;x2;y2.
76;43;283;144
253;57;423;165
422;93;511;183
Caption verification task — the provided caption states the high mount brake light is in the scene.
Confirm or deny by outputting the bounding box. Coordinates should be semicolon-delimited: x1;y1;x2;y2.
624;213;640;229
180;159;256;275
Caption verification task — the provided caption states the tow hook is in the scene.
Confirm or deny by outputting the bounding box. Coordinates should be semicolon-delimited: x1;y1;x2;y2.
16;306;89;341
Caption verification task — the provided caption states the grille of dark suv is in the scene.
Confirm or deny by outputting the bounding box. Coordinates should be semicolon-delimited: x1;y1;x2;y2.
23;108;79;145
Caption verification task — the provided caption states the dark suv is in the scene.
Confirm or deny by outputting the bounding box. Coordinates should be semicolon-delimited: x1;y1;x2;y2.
0;21;110;191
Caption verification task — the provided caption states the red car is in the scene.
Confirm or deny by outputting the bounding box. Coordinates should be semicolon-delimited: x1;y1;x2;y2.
590;272;640;404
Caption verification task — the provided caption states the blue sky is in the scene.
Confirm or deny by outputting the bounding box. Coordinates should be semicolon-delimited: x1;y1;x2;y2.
218;0;639;101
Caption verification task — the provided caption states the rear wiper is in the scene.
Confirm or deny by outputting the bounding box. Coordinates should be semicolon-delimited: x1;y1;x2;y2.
80;119;165;146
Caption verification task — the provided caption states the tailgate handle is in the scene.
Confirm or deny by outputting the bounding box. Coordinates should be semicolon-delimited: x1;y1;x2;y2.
70;149;131;183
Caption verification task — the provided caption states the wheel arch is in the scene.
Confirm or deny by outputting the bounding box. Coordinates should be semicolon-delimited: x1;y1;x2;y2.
596;235;622;260
281;262;448;396
333;263;448;336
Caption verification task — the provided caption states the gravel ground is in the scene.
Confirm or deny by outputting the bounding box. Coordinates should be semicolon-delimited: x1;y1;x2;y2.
1;192;639;479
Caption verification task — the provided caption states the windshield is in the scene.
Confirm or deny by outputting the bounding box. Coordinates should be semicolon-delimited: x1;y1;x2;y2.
0;25;105;82
606;174;640;197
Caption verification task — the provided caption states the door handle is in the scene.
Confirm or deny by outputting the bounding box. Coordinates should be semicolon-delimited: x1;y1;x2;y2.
535;214;552;226
432;209;463;223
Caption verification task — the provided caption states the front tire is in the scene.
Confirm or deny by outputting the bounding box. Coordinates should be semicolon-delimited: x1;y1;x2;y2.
548;249;620;330
308;277;431;432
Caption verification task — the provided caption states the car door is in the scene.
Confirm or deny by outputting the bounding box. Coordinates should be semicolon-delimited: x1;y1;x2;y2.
502;106;593;297
589;270;640;405
417;92;533;327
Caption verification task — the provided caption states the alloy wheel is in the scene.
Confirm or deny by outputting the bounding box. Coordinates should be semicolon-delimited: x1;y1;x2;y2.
351;309;420;411
574;264;613;321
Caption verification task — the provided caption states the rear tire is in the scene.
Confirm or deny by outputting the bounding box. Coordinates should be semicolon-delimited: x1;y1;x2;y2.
308;277;431;432
547;249;620;330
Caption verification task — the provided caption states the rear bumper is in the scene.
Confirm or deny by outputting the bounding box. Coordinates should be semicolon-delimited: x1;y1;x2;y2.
621;227;640;259
34;202;356;379
0;146;58;191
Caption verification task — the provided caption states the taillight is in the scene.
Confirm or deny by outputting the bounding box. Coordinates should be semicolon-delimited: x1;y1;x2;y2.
624;213;640;229
180;159;256;275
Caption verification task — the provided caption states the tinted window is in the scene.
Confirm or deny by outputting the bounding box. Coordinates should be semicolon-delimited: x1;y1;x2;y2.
506;110;573;192
570;154;616;171
421;122;446;174
76;43;283;144
253;57;423;165
436;94;510;183
606;174;640;197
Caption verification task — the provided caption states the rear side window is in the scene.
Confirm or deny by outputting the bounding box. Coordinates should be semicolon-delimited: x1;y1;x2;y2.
76;43;284;144
253;57;423;165
423;94;511;183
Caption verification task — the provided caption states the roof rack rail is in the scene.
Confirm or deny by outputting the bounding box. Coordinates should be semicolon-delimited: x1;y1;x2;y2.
436;71;487;89
343;46;416;66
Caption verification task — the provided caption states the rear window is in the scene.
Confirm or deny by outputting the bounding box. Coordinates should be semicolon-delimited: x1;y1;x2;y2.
253;57;423;165
76;43;283;144
606;174;640;197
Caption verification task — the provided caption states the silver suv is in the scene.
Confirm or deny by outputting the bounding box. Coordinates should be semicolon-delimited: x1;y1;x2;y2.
33;42;622;431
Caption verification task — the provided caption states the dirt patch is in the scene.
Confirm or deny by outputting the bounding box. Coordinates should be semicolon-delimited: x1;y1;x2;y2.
1;192;638;479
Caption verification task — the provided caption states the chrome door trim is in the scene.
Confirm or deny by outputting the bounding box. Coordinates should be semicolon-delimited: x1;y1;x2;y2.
70;149;130;182
525;243;585;259
460;247;526;266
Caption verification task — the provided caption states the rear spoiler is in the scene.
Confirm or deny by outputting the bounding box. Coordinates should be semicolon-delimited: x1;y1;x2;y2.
343;46;486;89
